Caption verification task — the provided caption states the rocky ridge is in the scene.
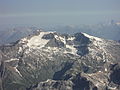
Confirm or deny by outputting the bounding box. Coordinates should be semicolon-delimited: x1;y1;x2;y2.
0;30;120;90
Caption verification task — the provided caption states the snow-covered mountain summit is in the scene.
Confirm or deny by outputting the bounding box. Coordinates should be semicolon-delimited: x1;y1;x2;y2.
17;30;119;58
0;30;120;90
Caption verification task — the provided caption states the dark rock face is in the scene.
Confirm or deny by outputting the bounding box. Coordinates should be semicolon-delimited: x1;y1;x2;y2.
32;80;73;90
75;45;89;56
74;33;90;56
110;63;120;85
0;31;120;90
118;40;120;43
74;33;90;44
46;38;65;47
42;33;54;39
0;61;5;90
53;62;74;80
72;73;97;90
31;74;97;90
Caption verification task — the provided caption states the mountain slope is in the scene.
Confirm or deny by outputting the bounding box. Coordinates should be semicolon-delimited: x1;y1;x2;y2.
53;24;120;41
0;30;120;90
0;27;38;45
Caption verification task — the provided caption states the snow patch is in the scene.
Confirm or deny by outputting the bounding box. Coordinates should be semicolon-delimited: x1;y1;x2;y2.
105;68;107;72
67;37;75;41
13;66;22;77
5;58;19;62
54;35;66;44
82;33;102;41
27;32;50;49
18;47;22;53
54;35;59;40
59;36;66;44
64;45;77;55
20;38;28;44
47;47;58;51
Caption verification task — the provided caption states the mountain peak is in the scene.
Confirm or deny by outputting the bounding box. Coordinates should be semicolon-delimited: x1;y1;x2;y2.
0;30;120;90
17;31;113;58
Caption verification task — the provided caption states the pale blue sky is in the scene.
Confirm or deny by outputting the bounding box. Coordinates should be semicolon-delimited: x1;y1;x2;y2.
0;0;120;26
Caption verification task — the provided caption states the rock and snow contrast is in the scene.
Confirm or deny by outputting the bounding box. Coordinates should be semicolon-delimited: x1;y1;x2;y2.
0;30;120;90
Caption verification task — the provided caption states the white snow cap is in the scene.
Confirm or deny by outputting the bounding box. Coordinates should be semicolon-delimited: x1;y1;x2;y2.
27;31;54;49
82;33;103;41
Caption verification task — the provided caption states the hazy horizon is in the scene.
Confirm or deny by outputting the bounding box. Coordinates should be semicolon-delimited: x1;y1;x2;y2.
0;0;120;26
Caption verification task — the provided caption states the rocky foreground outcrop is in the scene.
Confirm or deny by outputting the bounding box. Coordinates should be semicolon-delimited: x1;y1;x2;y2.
0;30;120;90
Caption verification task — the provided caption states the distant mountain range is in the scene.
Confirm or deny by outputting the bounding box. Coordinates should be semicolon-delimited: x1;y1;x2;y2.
0;30;120;90
53;23;120;41
0;26;38;44
0;23;120;45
